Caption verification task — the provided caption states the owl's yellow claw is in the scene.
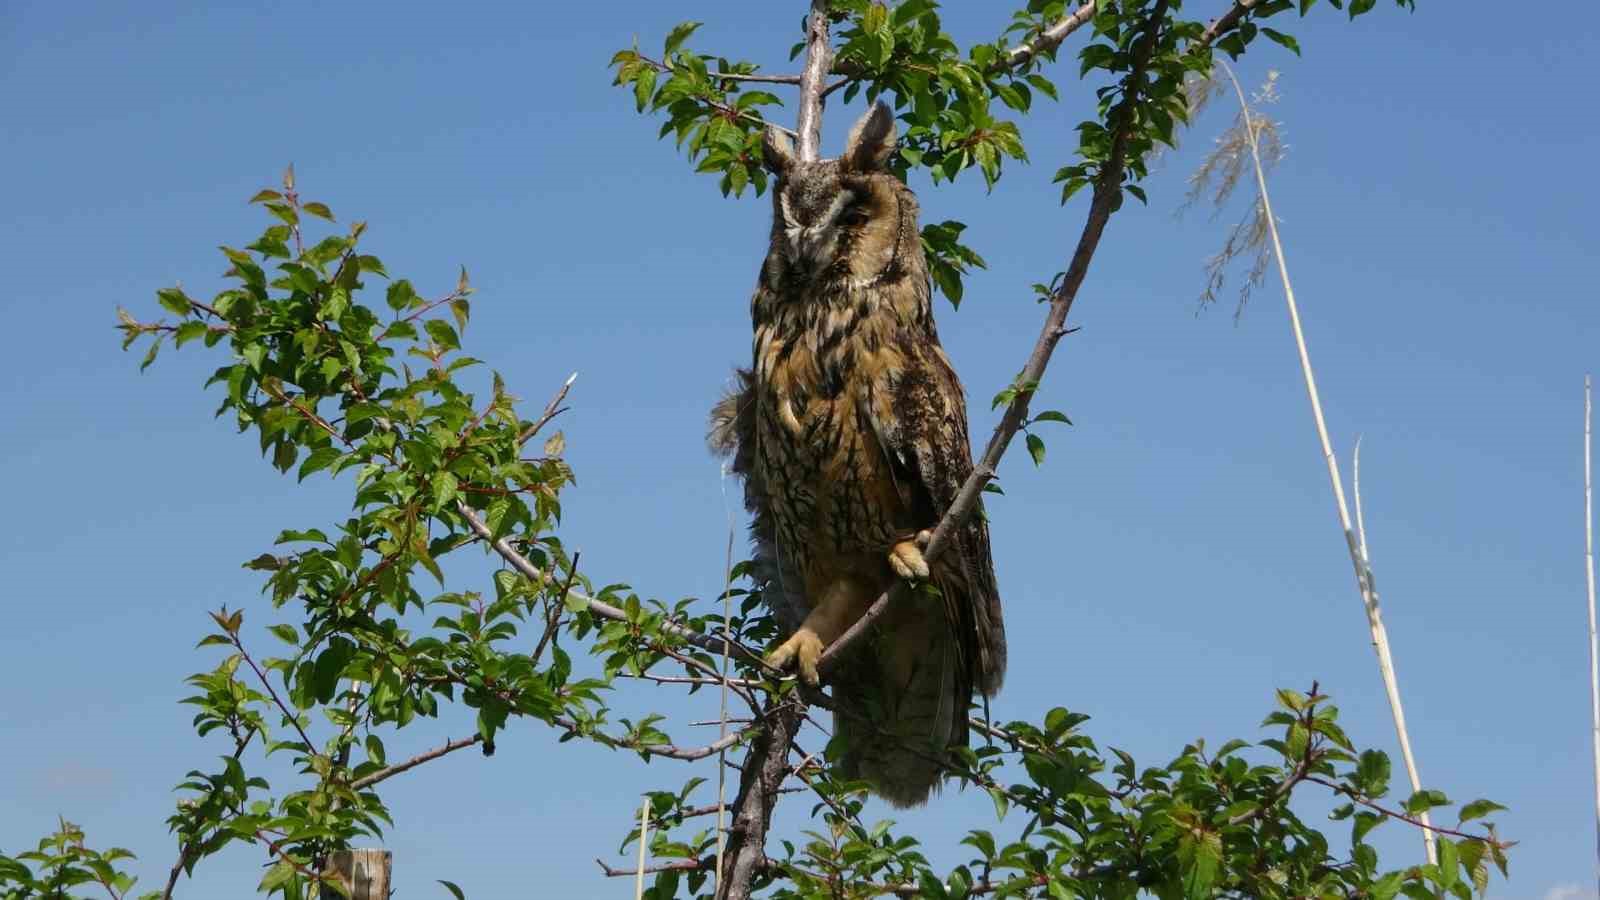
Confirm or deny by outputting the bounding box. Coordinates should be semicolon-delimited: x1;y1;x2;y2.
767;627;825;685
888;540;930;581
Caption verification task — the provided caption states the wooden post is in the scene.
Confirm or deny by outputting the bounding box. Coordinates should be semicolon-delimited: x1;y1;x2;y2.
321;849;392;899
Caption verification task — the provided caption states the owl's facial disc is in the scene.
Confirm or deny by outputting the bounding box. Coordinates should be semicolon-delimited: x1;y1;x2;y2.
779;181;859;269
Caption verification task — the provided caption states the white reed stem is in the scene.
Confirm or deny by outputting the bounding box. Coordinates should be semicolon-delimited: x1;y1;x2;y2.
1218;60;1435;864
636;798;650;900
1584;374;1598;894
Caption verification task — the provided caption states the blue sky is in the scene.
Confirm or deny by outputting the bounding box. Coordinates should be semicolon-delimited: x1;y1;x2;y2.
2;1;1596;897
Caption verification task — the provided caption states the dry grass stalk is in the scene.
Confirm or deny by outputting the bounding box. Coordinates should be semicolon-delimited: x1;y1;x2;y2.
715;494;737;890
1179;70;1285;320
1198;61;1437;863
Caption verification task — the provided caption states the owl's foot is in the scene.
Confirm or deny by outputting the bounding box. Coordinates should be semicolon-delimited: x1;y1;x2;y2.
767;627;825;685
888;540;930;581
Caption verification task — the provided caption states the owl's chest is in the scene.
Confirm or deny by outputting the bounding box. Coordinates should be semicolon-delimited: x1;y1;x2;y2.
752;302;908;556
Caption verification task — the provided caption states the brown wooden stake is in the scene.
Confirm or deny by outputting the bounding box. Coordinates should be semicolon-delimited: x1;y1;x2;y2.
321;849;392;899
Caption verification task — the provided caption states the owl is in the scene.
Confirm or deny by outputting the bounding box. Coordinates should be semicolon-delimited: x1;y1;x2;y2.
709;102;1006;807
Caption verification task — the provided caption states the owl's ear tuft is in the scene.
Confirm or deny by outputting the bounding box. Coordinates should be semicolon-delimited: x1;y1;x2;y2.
842;102;897;172
762;125;796;175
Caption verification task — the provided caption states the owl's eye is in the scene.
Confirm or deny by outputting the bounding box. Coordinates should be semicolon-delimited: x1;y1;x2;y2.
839;199;868;226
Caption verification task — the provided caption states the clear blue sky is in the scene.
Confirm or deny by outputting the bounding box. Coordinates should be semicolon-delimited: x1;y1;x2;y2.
3;1;1596;897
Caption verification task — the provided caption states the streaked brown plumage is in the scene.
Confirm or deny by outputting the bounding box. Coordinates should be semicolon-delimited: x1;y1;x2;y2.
709;103;1006;807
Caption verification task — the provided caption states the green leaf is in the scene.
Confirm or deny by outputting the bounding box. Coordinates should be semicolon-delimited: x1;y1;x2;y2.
312;638;356;704
268;624;300;646
1457;799;1507;824
1033;410;1073;425
386;279;418;312
634;66;658;113
1026;433;1046;466
663;21;702;57
302;201;334;220
1436;838;1459;890
438;880;467;900
157;287;192;317
174;321;208;348
1404;788;1450;815
1261;27;1301;55
425;319;461;351
1178;828;1222;899
297;447;341;481
258;861;295;892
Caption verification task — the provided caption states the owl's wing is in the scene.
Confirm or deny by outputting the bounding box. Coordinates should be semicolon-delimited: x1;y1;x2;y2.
866;333;1007;696
708;368;808;633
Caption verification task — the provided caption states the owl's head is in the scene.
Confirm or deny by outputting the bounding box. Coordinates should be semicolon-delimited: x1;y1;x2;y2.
761;102;905;275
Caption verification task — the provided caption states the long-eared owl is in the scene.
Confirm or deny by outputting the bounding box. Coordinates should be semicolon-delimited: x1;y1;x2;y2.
709;102;1006;807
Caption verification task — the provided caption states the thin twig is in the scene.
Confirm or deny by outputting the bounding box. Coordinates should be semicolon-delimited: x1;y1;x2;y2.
531;551;580;668
637;54;803;85
1216;58;1435;864
517;371;577;446
598;857;712;878
229;632;317;752
1307;776;1515;848
457;501;753;660
161;728;257;899
349;736;483;791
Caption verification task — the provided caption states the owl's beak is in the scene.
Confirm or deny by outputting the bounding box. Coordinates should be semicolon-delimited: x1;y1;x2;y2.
787;224;838;268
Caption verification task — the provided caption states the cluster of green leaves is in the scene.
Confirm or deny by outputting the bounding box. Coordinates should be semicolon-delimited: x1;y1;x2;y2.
826;0;1034;190
628;688;1510;899
611;0;1061;307
91;175;784;898
1;821;153;900
610;23;783;200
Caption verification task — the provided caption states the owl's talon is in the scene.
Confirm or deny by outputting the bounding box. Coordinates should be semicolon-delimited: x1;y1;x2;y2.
767;628;824;685
888;540;930;581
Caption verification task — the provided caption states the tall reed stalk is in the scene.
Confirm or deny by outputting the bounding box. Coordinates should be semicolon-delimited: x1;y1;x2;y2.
1215;60;1436;863
1584;374;1597;893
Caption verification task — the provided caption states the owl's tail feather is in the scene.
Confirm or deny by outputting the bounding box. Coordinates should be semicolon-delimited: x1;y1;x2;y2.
832;598;968;808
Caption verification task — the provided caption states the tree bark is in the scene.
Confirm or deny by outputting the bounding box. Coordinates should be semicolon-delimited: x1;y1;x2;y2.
715;698;802;900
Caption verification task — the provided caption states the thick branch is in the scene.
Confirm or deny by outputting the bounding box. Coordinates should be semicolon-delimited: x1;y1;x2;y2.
1001;3;1100;71
821;0;1173;675
1201;0;1260;45
716;697;803;900
795;0;832;160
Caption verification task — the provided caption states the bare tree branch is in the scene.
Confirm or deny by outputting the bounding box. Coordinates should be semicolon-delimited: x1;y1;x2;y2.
716;698;803;900
1002;3;1099;70
795;0;832;161
517;371;576;446
349;736;483;791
